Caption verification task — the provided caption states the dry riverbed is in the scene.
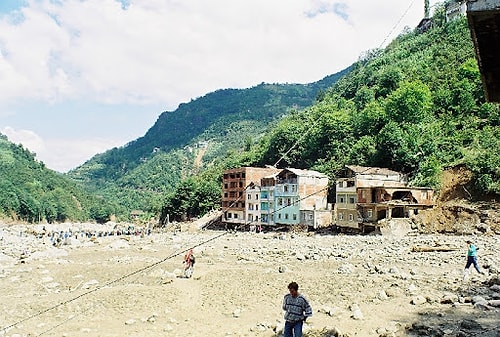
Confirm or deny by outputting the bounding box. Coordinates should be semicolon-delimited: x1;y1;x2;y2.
1;223;499;337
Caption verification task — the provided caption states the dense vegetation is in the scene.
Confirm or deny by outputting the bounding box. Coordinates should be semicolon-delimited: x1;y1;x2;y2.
258;14;499;191
0;134;115;223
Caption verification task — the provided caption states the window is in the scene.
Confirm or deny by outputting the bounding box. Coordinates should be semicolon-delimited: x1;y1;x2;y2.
367;209;373;218
248;204;253;210
230;182;237;188
248;214;252;221
284;185;288;192
227;213;232;218
309;214;313;220
239;192;243;197
347;180;355;187
278;198;283;206
224;183;228;189
278;213;282;219
338;195;345;204
256;194;259;200
285;213;289;220
224;193;228;198
293;214;297;220
349;214;354;222
236;173;240;178
248;194;251;200
339;213;344;221
234;213;238;219
349;196;356;204
239;182;243;188
287;198;291;206
256;205;259;211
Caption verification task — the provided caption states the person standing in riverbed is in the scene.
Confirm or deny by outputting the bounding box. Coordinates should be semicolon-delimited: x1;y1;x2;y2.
183;249;195;278
282;282;312;337
464;240;483;278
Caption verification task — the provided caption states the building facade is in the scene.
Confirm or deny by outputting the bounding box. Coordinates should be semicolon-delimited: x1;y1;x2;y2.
336;165;434;230
273;168;331;228
446;0;467;22
222;167;279;226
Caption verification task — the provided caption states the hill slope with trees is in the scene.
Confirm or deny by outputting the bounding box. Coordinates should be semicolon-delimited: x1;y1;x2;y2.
160;10;499;222
0;134;114;223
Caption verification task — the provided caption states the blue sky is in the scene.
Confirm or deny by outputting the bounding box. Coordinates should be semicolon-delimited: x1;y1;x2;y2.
0;0;441;172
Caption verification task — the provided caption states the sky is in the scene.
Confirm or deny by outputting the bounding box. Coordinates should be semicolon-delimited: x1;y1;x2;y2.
0;0;441;173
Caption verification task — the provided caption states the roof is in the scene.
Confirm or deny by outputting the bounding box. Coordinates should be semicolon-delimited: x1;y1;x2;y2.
281;168;328;178
346;165;402;176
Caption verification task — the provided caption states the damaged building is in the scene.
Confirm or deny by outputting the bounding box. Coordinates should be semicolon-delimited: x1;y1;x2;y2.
335;165;434;232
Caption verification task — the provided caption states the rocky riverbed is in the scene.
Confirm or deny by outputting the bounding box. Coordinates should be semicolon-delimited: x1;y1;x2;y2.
0;223;499;337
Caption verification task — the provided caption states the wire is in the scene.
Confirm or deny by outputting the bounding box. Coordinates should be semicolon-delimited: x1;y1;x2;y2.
0;231;228;334
378;0;418;49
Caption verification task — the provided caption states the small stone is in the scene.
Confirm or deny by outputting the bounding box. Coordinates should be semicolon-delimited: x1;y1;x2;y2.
378;290;389;300
350;303;363;320
441;294;458;304
125;319;136;325
488;299;500;307
411;295;427;305
233;308;241;318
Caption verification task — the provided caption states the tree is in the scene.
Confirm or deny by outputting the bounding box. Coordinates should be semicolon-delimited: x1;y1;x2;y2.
385;81;433;124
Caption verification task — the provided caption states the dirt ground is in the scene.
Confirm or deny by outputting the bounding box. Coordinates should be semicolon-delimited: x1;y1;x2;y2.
1;225;499;337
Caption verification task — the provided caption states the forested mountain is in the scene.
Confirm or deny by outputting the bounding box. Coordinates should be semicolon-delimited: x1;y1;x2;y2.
0;134;114;223
160;11;499;222
254;14;500;192
66;71;349;219
69;73;349;185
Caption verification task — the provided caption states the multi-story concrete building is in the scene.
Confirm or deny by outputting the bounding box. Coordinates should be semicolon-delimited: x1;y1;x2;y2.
222;167;279;227
336;165;434;231
273;168;331;228
260;173;278;226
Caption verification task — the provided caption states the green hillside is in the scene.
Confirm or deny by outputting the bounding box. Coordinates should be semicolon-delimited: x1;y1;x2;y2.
160;11;499;222
0;134;115;223
69;75;349;186
254;13;499;194
67;73;349;219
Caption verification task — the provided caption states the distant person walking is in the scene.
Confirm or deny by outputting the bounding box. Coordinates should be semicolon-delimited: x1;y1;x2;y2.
282;282;312;337
464;240;483;278
183;249;195;278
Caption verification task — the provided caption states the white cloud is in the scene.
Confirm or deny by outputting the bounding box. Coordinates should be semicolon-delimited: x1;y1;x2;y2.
0;0;438;108
1;126;126;172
